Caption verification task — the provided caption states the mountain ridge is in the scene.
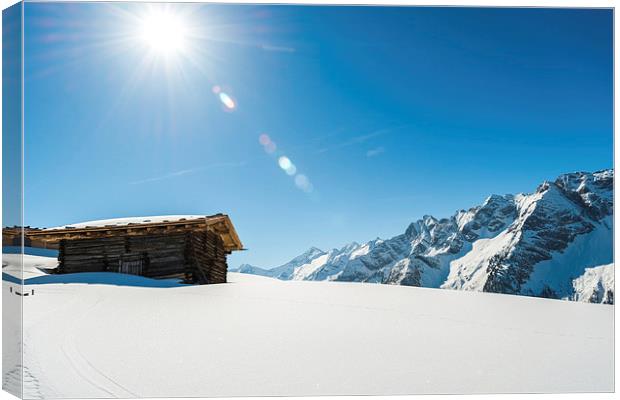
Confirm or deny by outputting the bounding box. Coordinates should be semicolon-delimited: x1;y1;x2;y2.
231;169;614;303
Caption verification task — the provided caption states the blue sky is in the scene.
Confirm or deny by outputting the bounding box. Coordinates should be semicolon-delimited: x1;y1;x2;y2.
22;4;612;268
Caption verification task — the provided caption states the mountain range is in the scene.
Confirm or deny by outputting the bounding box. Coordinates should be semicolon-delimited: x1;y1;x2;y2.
232;170;614;303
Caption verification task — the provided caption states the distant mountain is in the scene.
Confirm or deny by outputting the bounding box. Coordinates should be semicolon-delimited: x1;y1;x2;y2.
234;264;273;277
231;170;614;303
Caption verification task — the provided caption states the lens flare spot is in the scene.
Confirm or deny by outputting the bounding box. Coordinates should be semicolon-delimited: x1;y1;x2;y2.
295;174;313;193
278;156;292;170
285;164;297;176
278;156;296;175
265;142;277;154
259;134;271;146
219;92;236;110
212;85;221;94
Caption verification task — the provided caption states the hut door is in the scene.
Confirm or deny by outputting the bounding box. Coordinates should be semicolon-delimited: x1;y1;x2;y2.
118;254;145;276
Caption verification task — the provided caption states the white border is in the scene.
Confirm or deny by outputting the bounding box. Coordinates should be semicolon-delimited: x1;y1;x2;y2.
0;1;616;400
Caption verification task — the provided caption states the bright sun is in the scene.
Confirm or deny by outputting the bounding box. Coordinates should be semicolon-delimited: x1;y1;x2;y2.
139;11;187;54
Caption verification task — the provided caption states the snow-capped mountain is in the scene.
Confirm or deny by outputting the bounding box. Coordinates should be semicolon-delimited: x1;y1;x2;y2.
571;263;614;304
231;170;614;303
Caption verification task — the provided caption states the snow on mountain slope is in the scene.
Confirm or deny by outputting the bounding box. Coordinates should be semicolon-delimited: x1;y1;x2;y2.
518;216;613;298
572;263;614;304
2;264;613;397
236;170;614;303
263;247;326;280
444;178;613;297
231;243;370;282
442;228;516;292
480;180;609;295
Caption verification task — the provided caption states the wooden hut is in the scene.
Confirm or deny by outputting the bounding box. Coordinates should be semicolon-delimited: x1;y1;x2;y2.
24;215;243;284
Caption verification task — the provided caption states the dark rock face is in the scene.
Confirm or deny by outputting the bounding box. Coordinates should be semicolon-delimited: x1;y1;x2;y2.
483;171;612;297
483;183;600;296
460;194;517;242
554;170;613;220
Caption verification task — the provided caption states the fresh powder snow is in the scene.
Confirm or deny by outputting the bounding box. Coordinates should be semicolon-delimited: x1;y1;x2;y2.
2;256;614;397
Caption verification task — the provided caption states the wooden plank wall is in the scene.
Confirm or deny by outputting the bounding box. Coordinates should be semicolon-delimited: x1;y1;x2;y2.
59;236;127;273
57;230;229;284
186;230;228;284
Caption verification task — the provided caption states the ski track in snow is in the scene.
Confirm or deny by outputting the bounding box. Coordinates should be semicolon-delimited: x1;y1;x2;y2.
59;297;137;398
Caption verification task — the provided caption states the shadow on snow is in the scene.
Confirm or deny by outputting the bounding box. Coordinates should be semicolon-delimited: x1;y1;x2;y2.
2;272;188;288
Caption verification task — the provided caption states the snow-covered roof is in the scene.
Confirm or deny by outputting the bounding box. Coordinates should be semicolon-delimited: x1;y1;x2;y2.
27;214;244;252
45;215;208;230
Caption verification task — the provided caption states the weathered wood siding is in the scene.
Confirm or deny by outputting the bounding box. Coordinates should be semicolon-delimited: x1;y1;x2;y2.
186;230;228;284
57;229;228;284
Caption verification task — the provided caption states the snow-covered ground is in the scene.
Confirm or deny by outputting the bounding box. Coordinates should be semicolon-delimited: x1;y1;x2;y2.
2;256;614;397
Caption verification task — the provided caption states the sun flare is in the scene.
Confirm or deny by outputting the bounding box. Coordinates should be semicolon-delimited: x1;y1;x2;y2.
139;11;187;54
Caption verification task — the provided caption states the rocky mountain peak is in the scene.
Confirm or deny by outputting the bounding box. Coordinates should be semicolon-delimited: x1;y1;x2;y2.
554;169;613;220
